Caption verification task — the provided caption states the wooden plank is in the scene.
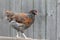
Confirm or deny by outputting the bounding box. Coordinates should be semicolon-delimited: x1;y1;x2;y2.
47;0;57;40
21;0;28;12
57;0;60;40
34;0;45;39
0;36;48;40
10;0;22;12
0;0;11;37
22;0;33;12
0;36;32;40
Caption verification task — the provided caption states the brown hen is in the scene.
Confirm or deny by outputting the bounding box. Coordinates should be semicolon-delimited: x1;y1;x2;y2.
5;10;37;39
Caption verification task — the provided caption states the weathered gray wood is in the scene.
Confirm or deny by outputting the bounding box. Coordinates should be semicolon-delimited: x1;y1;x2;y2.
1;0;59;40
34;0;46;39
57;0;60;40
0;0;11;37
47;0;57;40
0;36;32;40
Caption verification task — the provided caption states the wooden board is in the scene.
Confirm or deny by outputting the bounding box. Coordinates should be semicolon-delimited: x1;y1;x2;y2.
0;36;32;40
47;0;57;40
57;0;60;40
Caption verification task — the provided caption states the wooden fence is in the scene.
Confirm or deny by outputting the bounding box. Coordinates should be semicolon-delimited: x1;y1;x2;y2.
0;0;60;40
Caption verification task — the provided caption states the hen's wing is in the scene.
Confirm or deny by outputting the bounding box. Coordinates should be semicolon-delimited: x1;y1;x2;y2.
13;13;33;27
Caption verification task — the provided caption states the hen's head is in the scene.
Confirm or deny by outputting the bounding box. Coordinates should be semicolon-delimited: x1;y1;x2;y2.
29;10;38;15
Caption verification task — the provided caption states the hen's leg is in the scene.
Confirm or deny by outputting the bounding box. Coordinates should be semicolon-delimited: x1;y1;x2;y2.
16;31;19;38
22;33;28;39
